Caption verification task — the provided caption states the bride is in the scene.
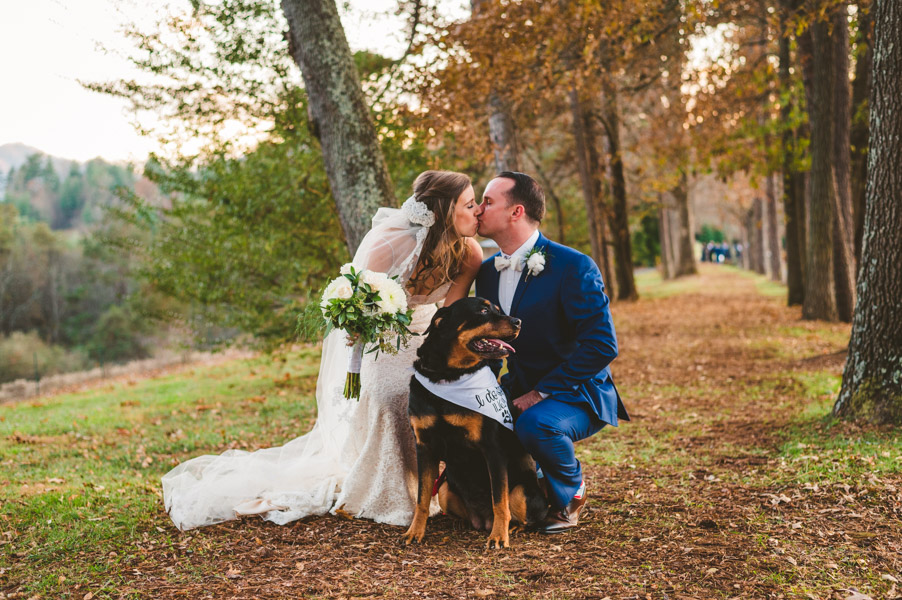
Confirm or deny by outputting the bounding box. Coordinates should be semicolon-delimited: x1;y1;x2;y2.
163;170;482;530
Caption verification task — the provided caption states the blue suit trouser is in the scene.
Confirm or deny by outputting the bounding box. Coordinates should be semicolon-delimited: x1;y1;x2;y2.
515;398;605;510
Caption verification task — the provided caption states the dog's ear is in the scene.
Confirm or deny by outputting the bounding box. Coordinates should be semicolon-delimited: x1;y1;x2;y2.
425;306;452;335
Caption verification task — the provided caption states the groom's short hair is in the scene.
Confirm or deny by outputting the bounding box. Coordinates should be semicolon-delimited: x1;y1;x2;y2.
497;171;545;223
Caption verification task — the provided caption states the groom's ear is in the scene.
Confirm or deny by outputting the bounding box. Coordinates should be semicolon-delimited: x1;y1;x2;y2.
426;306;452;335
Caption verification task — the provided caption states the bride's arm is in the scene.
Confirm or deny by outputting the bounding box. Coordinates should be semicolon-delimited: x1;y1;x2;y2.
443;237;484;306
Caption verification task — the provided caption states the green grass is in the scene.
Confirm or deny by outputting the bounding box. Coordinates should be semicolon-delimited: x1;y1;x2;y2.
580;364;901;490
634;269;706;299
776;325;852;350
724;265;788;297
634;265;787;300
0;347;321;597
777;372;902;483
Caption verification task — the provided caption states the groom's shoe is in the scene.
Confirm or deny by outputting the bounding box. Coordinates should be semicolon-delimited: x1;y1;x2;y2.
541;483;586;534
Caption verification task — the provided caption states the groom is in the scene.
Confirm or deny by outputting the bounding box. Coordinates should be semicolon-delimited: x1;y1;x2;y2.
474;172;629;533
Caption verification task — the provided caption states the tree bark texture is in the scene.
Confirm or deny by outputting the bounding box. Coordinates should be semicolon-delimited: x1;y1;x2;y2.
488;93;522;173
658;197;676;279
795;28;813;286
672;172;697;278
779;12;805;304
831;3;857;322
834;0;902;424
472;0;521;173
850;3;873;264
281;0;394;255
568;88;612;290
741;208;753;270
751;197;766;275
802;18;839;321
765;175;782;281
528;159;567;243
600;87;638;301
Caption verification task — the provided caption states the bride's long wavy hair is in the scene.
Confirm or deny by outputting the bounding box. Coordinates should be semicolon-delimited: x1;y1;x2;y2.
407;170;473;293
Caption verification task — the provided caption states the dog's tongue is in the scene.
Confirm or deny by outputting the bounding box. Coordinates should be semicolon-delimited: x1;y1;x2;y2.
489;339;515;353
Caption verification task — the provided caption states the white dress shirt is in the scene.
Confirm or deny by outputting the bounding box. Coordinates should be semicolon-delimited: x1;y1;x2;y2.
497;229;540;315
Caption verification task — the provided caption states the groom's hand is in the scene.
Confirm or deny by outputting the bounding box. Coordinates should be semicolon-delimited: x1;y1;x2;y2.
513;390;544;413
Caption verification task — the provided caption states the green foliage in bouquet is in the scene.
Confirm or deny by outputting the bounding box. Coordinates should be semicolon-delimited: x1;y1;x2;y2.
315;266;415;399
318;266;415;355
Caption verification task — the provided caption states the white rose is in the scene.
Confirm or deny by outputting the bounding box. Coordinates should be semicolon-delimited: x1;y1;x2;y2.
334;278;353;299
322;276;353;302
322;277;341;302
360;270;390;290
339;263;354;275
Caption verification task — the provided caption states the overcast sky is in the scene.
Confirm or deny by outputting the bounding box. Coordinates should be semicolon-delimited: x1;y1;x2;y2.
0;0;441;163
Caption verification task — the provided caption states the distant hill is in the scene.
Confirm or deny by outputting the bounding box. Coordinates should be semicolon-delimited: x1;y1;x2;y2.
0;143;79;179
0;143;85;195
1;144;161;230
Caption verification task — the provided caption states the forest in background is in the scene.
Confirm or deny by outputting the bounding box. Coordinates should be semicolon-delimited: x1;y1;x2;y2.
0;149;170;383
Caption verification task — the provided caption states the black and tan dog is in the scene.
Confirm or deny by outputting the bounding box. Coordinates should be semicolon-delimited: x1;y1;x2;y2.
403;297;548;549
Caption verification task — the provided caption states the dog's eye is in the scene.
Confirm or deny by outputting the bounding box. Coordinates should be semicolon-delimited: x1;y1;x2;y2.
480;307;488;314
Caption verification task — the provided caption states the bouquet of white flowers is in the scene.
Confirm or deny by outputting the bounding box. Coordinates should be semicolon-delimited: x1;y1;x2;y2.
318;264;415;399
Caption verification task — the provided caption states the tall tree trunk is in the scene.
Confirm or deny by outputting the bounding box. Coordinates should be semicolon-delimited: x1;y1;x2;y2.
472;0;521;173
766;175;782;281
600;86;638;301
488;94;521;172
779;8;805;303
658;197;676;279
752;197;766;275
672;172;697;277
850;1;873;264
527;158;567;243
568;88;611;287
802;18;839;321
742;207;754;270
282;0;394;255
832;3;857;322
834;0;902;424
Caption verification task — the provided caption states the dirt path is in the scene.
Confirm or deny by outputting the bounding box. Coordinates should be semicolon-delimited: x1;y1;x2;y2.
122;266;901;599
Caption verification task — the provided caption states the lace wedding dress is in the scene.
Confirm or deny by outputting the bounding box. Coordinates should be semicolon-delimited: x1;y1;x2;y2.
333;283;450;525
162;199;447;531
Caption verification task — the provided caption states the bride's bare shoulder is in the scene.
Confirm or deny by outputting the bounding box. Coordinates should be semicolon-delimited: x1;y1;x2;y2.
464;237;483;270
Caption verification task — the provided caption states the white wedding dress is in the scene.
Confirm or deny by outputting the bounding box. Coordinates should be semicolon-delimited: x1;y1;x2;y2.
332;283;450;525
162;199;446;531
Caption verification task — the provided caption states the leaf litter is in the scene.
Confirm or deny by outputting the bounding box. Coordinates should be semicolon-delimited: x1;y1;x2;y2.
4;267;900;599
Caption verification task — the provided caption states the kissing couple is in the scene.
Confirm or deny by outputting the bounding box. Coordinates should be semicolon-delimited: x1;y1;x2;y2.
163;170;629;534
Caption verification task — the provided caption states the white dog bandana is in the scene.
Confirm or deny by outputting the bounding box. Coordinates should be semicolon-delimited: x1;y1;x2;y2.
413;366;514;430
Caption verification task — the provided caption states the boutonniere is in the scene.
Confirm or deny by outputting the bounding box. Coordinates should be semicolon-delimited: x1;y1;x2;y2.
524;247;547;280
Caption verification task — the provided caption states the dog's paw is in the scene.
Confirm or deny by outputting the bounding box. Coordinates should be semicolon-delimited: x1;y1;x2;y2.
485;527;510;549
402;526;426;546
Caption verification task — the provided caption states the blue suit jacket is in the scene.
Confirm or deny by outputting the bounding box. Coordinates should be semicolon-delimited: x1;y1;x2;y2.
475;233;629;427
